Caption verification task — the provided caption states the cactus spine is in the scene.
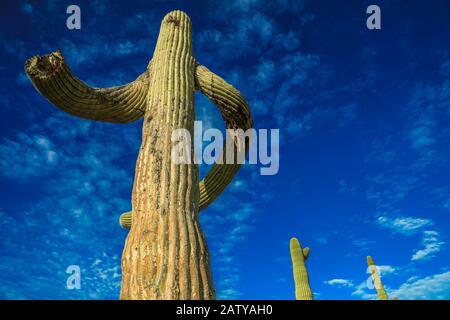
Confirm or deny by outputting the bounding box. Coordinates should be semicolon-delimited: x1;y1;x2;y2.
25;10;252;300
367;256;389;300
290;237;313;300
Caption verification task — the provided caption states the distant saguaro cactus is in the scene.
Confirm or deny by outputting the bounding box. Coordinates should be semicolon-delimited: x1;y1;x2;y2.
25;10;252;300
367;256;389;300
290;237;313;300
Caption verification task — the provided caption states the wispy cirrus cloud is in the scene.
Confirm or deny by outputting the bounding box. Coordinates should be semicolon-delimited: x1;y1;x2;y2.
0;134;58;180
411;231;445;262
194;0;361;141
0;111;141;299
375;215;443;262
376;216;432;235
201;175;269;299
324;278;354;288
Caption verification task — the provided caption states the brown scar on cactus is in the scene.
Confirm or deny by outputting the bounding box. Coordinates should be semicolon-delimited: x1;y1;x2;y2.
25;10;253;300
166;14;180;26
25;52;61;76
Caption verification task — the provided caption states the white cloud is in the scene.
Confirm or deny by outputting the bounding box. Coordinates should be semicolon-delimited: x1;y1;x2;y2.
0;133;59;180
377;265;397;275
375;216;443;262
391;271;450;299
411;230;444;261
376;216;432;235
351;281;377;300
324;279;354;288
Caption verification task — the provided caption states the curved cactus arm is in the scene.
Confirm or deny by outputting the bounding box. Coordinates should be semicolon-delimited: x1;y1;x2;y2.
290;237;313;300
367;256;389;300
25;51;148;124
302;247;310;260
195;64;253;211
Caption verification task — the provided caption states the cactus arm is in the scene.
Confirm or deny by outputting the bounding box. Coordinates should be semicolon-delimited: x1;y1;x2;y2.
25;51;148;124
119;211;132;229
302;247;310;260
290;237;313;300
367;256;389;300
195;64;253;211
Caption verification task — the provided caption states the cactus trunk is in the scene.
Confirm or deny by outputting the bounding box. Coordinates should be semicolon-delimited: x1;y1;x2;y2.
367;256;389;300
119;11;214;300
290;237;313;300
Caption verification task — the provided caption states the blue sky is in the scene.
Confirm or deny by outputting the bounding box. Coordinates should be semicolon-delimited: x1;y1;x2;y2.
1;0;450;299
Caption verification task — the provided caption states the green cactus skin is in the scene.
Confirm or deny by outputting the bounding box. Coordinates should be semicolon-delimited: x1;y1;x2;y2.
367;256;389;300
119;212;132;229
25;10;252;300
290;237;313;300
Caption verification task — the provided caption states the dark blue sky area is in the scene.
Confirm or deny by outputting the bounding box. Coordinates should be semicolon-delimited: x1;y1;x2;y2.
0;0;449;299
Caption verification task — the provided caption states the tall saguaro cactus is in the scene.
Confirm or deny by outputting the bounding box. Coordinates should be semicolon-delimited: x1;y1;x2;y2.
367;256;389;300
290;237;313;300
25;10;252;300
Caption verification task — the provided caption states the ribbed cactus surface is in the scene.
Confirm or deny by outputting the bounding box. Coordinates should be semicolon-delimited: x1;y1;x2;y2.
367;256;389;300
25;10;252;300
119;212;132;229
290;237;313;300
